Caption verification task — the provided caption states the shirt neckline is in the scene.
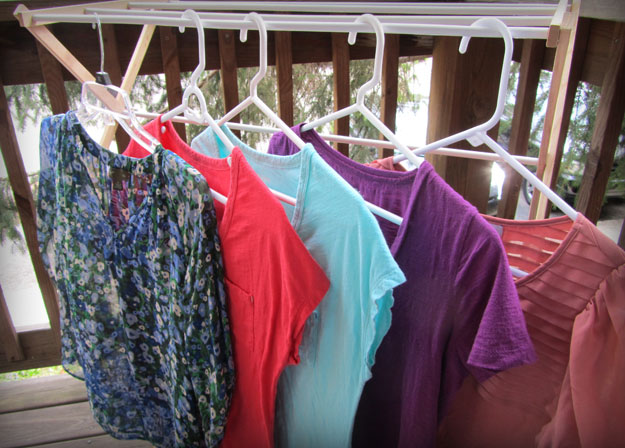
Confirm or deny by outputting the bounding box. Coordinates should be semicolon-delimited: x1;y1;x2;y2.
289;124;428;256
481;213;585;287
67;110;165;238
156;116;242;240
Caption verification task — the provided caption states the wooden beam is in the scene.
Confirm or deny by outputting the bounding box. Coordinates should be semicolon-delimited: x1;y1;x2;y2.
35;41;69;115
218;29;240;123
159;26;186;141
275;31;294;127
0;285;24;363
497;39;545;219
0;328;61;373
332;33;350;156
0;22;431;87
426;36;504;214
531;1;583;219
0;76;61;350
575;22;625;223
101;23;130;152
580;0;625;23
99;24;156;150
380;34;400;159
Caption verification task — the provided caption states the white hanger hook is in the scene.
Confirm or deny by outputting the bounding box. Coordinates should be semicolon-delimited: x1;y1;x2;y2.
347;14;385;106
239;12;267;98
459;17;513;131
92;13;105;73
180;9;206;89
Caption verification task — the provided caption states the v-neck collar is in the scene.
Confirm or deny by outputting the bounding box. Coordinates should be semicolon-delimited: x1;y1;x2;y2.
66;110;165;238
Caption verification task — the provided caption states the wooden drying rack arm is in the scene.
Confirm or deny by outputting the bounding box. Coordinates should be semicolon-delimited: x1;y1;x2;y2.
14;3;155;150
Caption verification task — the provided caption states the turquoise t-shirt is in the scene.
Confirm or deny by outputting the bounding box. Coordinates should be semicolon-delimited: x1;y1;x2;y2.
192;127;406;447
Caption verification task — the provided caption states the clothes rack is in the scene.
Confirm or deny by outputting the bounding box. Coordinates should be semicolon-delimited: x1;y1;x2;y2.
13;0;578;223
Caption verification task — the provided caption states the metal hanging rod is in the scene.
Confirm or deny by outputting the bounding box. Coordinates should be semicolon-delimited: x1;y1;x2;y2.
127;1;561;16
83;9;555;27
15;0;569;46
26;12;549;40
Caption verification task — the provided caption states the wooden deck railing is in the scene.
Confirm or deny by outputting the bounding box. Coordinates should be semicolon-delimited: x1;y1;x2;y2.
0;2;623;373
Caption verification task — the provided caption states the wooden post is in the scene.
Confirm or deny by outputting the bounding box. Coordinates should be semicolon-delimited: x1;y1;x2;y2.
159;26;187;141
0;285;24;362
0;76;61;347
380;34;400;159
575;22;625;224
497;39;545;219
530;2;583;219
332;33;350;156
101;24;130;152
275;31;294;127
426;36;504;213
218;30;240;121
35;41;69;115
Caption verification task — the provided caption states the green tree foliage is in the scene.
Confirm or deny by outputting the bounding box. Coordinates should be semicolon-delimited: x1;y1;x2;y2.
498;64;625;203
0;178;25;252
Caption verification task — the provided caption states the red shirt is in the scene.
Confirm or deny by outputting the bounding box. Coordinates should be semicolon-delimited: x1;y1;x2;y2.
124;118;329;447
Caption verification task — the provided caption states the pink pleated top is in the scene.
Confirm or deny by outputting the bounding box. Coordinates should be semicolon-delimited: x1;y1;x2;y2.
437;213;625;447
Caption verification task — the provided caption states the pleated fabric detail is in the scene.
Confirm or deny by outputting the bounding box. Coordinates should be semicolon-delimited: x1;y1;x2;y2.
438;214;625;448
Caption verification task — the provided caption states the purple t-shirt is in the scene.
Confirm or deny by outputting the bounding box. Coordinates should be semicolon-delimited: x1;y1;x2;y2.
268;125;537;448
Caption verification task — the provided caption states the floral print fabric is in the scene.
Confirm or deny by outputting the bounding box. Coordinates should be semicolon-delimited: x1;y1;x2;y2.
37;111;234;447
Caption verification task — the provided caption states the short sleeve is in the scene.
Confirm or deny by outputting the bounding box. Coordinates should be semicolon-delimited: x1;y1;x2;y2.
454;215;536;382
365;243;406;374
345;199;406;379
177;165;234;447
538;263;625;448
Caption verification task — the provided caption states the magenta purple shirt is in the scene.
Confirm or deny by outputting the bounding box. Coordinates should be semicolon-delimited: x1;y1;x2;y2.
268;125;537;447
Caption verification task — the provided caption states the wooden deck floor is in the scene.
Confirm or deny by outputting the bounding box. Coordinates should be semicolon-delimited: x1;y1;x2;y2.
0;374;153;448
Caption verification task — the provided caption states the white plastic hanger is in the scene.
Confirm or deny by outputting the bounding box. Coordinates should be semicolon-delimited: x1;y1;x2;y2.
80;81;159;153
391;17;578;223
209;12;403;224
79;13;158;153
160;9;234;153
302;14;425;170
216;12;306;150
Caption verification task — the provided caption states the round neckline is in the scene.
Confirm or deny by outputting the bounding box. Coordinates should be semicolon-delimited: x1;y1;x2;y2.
210;125;312;232
481;213;585;287
288;124;436;256
67;110;164;237
296;124;418;187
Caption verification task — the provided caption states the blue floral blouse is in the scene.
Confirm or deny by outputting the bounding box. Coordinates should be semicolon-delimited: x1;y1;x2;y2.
37;111;234;447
